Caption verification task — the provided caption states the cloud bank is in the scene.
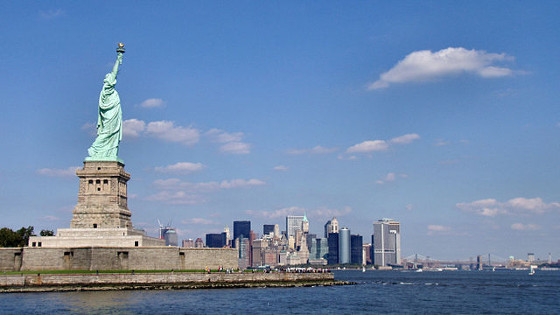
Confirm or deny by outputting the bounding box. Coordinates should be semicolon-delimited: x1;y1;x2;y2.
457;197;560;217
369;47;514;90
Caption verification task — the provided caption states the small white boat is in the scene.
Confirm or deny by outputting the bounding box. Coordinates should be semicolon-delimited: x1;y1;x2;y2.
415;269;423;273
362;266;366;272
529;265;536;276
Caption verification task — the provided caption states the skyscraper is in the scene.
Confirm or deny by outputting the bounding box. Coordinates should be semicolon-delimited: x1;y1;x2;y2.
339;227;351;264
324;217;339;238
373;219;401;266
286;215;304;238
233;220;251;248
351;234;363;265
263;224;275;236
327;233;339;265
205;232;227;248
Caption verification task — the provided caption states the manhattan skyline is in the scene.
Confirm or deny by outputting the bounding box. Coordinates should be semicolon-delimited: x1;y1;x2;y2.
0;1;558;261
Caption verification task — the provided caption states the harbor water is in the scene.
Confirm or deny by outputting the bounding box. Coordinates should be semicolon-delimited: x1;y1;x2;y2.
0;270;558;314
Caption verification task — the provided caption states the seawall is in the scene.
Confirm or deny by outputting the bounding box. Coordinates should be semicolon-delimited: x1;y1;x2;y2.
0;272;342;293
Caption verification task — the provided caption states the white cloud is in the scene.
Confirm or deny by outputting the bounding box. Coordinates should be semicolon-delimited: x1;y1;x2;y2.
220;142;251;154
457;197;560;217
205;129;251;154
145;191;204;205
376;172;407;185
287;145;338;155
273;165;289;171
123;119;146;137
245;206;306;219
346;140;389;153
245;206;351;220
511;223;540;231
428;225;451;232
37;166;80;178
182;218;220;225
145;121;200;145
427;224;453;236
155;162;205;174
346;133;420;155
219;179;266;189
389;133;420;144
368;47;514;90
206;129;244;143
153;178;266;194
139;98;165;108
40;9;64;19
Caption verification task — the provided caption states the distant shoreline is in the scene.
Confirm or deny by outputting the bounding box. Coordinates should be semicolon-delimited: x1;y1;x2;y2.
0;271;350;293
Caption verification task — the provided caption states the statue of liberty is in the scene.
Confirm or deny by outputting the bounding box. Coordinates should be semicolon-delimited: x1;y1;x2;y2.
86;43;126;162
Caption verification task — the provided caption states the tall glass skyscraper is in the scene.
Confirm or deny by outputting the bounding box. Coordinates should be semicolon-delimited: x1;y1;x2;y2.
373;219;401;266
338;227;351;264
286;215;304;238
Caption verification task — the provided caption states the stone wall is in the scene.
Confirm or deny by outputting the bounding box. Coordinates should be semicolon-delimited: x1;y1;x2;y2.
0;247;237;271
0;271;335;290
0;248;23;271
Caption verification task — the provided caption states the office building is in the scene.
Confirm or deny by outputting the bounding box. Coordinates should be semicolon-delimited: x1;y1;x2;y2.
182;238;194;248
206;232;227;248
351;234;363;265
324;217;339;238
233;220;251;248
373;219;401;266
194;237;204;248
327;233;339;265
339;227;351;264
286;215;304;238
263;224;275;236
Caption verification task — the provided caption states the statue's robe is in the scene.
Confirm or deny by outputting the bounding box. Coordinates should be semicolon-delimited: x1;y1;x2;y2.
87;65;122;160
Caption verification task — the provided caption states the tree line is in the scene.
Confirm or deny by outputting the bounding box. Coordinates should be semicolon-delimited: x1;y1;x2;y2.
0;226;54;247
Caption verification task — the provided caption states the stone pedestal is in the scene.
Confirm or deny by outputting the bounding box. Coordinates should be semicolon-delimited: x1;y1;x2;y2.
71;161;132;229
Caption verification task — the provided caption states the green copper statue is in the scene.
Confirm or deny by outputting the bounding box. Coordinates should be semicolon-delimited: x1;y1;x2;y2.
86;43;126;162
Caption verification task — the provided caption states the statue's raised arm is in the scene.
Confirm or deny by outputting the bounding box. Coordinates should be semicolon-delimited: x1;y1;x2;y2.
85;44;126;163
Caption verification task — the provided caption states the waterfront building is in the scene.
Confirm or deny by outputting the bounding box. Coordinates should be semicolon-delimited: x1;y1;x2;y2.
309;237;328;264
224;225;231;245
286;215;304;239
327;233;339;265
233;221;251;248
306;233;317;252
351;234;363;265
182;239;194;248
206;233;227;248
527;253;535;263
363;243;372;265
339;227;351;264
324;217;339;238
263;224;275;236
373;219;401;266
238;238;251;269
162;227;178;247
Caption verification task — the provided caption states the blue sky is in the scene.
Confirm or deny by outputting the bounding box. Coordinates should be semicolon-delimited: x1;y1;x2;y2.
1;1;559;261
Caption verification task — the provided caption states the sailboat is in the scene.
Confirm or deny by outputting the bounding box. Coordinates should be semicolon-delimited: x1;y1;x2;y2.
362;266;366;272
529;265;536;276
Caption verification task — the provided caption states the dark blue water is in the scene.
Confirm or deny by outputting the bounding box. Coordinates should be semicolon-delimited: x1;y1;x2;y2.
1;270;559;314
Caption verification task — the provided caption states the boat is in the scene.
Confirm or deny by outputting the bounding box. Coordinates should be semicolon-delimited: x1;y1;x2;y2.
529;265;536;276
415;269;423;273
362;266;366;272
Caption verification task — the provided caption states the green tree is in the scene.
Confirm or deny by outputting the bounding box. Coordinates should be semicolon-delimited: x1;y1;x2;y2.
40;229;54;236
16;226;35;247
0;228;22;247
